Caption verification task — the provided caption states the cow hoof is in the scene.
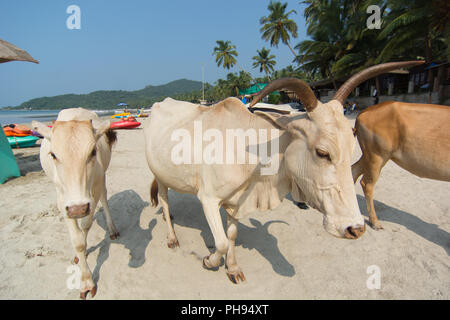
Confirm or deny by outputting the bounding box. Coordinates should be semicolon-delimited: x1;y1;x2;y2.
372;223;384;231
202;257;212;269
80;286;97;300
371;223;383;230
73;256;79;264
167;238;179;249
202;254;223;271
110;232;120;240
227;271;246;284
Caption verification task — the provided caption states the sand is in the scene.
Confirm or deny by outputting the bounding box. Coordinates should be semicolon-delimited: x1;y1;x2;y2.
0;116;448;300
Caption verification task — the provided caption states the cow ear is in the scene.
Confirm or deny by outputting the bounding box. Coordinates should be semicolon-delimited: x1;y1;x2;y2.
31;120;52;140
254;111;302;130
91;119;111;141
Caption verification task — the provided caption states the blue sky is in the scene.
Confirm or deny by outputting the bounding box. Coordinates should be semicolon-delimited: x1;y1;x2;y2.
0;0;308;107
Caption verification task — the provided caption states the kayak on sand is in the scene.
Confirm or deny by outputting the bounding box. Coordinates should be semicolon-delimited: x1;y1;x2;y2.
3;124;33;137
7;135;40;148
112;112;130;119
110;119;141;130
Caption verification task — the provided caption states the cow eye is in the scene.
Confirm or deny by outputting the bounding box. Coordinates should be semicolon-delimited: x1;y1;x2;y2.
49;152;57;160
316;149;331;161
90;149;97;158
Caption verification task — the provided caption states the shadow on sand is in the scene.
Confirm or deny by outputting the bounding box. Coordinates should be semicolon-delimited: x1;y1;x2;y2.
357;195;450;255
13;149;42;175
87;189;156;283
161;190;295;277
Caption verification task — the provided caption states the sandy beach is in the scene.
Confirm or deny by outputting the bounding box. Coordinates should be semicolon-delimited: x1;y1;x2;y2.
0;115;448;300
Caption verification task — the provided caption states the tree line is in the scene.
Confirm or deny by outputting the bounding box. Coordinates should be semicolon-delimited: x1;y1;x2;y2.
210;0;448;99
10;1;448;109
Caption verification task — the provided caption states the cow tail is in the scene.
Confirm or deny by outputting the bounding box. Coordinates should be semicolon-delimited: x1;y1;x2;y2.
150;179;159;207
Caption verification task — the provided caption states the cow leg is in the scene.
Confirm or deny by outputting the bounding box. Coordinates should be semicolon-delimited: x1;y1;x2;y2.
66;217;96;299
158;183;179;248
56;192;83;266
99;190;119;240
200;197;228;270
360;155;385;230
225;215;245;284
351;156;364;183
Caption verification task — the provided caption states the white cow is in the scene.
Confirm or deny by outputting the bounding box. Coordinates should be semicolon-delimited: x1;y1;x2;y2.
32;108;119;299
145;62;420;284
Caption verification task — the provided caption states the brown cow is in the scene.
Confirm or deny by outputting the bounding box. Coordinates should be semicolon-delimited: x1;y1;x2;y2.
352;101;450;229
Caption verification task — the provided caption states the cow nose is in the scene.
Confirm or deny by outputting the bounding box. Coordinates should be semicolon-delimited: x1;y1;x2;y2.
344;224;366;239
66;203;90;218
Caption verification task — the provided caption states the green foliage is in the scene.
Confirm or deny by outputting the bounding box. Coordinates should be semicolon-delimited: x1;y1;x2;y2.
213;40;238;70
14;79;203;110
295;0;448;81
376;0;448;62
267;92;281;104
259;1;298;56
207;71;252;101
252;47;277;76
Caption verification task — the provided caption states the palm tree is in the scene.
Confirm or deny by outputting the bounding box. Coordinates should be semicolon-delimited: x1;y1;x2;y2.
377;0;448;63
252;47;277;77
259;1;298;57
212;40;238;70
227;71;253;97
296;0;388;87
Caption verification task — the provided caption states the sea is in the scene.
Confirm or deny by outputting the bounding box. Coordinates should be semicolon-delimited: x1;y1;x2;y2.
0;109;115;126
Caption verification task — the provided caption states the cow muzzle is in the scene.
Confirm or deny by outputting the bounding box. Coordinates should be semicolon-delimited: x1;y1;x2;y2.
66;203;90;219
343;224;366;239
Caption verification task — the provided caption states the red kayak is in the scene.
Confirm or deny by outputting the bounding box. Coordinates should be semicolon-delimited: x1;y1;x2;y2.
110;119;141;130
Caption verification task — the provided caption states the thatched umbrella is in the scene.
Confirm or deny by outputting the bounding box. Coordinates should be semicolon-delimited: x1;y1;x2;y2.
0;38;38;183
0;38;39;64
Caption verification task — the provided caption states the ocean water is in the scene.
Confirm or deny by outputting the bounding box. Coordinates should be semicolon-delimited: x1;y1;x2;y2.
0;109;114;126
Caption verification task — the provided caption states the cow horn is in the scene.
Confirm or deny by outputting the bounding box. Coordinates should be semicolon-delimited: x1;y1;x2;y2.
333;61;425;104
250;78;318;112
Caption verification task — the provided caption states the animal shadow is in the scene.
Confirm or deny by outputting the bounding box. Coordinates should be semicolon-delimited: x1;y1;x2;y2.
13;151;42;175
164;191;295;277
357;195;450;255
87;189;156;283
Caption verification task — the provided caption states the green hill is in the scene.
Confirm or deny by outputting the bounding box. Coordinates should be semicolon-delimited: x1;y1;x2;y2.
12;79;203;110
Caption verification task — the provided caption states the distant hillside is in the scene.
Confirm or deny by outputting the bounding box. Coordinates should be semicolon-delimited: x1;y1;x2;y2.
12;79;203;110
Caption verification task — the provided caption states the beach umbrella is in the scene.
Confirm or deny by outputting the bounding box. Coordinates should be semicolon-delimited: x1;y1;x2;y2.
0;38;39;64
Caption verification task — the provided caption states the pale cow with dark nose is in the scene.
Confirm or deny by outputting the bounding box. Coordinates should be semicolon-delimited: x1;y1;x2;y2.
33;108;119;299
144;61;422;283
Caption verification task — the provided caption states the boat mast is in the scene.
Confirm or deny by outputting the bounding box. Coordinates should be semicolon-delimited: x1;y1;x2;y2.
202;64;205;102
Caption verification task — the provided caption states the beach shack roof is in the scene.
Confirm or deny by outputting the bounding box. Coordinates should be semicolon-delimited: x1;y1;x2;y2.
239;83;268;96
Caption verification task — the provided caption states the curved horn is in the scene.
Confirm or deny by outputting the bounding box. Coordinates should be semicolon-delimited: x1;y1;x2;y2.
249;78;318;112
333;61;425;104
